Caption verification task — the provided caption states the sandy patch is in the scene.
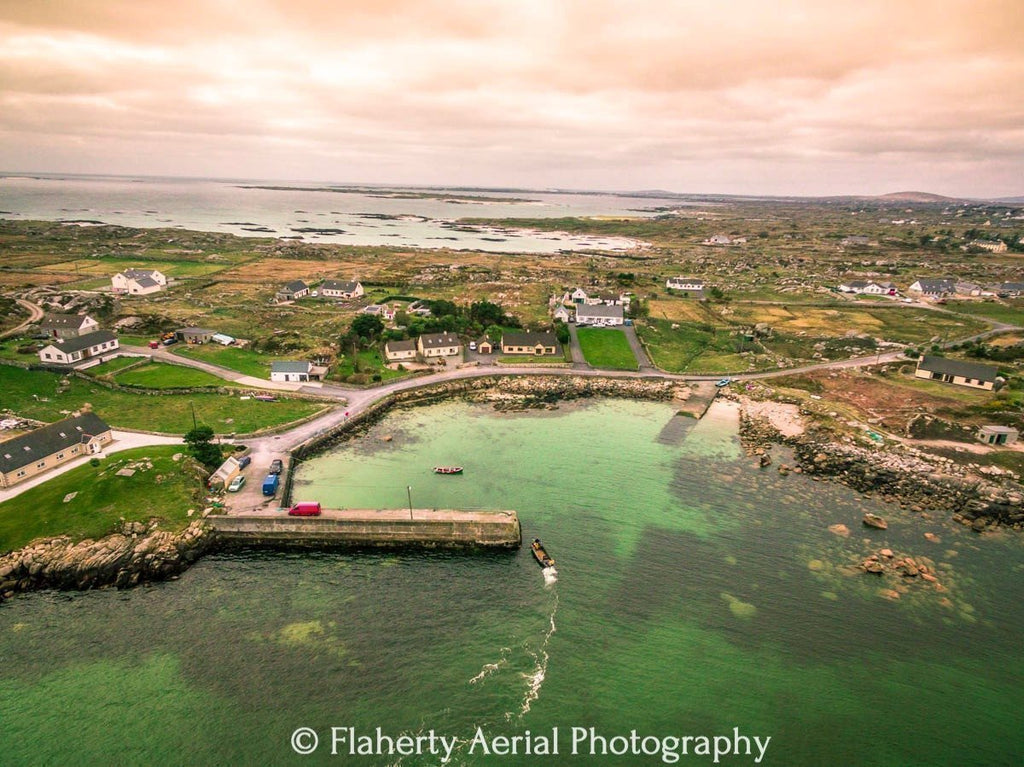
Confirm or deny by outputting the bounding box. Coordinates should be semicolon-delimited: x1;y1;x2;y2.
740;397;805;437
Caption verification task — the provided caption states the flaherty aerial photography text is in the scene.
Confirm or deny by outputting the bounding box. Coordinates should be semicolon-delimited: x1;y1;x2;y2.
1;2;1022;765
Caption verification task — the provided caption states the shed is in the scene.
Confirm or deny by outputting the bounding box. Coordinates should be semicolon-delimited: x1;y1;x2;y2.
976;425;1018;446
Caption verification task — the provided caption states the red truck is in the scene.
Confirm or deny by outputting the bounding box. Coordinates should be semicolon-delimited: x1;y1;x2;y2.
288;501;322;516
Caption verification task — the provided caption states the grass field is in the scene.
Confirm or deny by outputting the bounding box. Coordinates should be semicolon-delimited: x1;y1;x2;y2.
0;366;326;434
576;327;638;370
0;446;203;553
637;319;749;373
173;345;282;378
36;256;237;280
114;362;227;389
86;356;146;376
0;337;44;362
332;348;411;382
944;300;1024;326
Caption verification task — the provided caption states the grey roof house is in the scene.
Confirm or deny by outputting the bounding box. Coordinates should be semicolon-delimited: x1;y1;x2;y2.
0;412;113;488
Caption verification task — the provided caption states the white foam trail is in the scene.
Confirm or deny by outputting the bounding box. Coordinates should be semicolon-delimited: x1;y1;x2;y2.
469;647;511;684
543;566;558;585
514;594;558;719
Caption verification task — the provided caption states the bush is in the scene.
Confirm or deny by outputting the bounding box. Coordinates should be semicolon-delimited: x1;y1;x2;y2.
89;457;101;467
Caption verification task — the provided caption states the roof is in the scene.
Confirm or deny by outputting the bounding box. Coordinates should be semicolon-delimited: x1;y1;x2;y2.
0;412;111;475
913;278;955;291
978;425;1018;434
41;313;92;329
282;280;308;292
271;361;311;374
1000;282;1024;291
322;279;361;292
843;280;870;288
576;304;624;319
668;277;704;285
44;330;117;354
502;331;558;348
385;339;417;353
121;268;160;279
419;332;460;348
917;355;998;382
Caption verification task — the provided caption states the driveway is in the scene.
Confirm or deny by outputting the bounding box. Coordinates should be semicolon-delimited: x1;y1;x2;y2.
565;323;590;369
621;324;655;371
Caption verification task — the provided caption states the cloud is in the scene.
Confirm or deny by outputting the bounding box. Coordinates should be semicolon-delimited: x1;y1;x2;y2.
0;1;1021;195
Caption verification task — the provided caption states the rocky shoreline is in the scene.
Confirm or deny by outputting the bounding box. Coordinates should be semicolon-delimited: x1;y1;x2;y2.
738;407;1024;531
0;519;214;603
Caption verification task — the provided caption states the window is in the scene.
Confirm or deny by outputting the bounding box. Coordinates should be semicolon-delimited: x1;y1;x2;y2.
36;461;46;468
57;453;65;460
17;470;26;478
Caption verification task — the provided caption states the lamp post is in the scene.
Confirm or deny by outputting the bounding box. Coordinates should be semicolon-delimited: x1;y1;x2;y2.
407;485;413;520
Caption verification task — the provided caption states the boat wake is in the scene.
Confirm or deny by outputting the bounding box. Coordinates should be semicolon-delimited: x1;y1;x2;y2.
512;594;558;720
469;647;511;684
542;565;558;585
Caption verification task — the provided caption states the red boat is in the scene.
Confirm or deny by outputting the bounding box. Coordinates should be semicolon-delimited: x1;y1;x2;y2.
433;466;463;475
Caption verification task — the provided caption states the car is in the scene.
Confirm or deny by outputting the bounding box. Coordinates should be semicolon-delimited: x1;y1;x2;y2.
288;501;322;516
237;455;251;470
227;475;246;492
715;378;733;388
269;459;284;474
469;341;477;351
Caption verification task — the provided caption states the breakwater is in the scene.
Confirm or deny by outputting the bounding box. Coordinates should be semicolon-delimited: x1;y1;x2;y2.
207;509;522;549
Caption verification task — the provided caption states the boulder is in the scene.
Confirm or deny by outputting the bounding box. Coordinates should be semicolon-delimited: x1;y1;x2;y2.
862;513;888;530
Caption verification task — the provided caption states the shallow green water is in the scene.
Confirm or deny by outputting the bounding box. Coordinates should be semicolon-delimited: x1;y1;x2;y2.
1;399;1022;766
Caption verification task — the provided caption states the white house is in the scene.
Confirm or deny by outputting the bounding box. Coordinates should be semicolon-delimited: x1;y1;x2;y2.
666;277;704;291
39;313;100;340
553;305;571;323
576;304;625;327
321;280;364;299
417;332;461;358
384;339;418;362
276;280;310;302
702;234;732;246
914;356;997;391
566;288;588;304
966;240;1008;253
38;331;119;365
363;304;396;321
112;268;167;295
908;278;955;297
839;280;896;295
270;361;326;382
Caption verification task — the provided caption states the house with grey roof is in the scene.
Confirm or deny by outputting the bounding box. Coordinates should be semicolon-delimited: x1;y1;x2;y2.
320;279;364;299
276;280;310;302
998;282;1024;297
501;331;561;356
908;278;955;297
417;332;461;358
575;303;625;327
914;355;998;391
38;330;119;366
40;313;99;340
175;327;217;344
0;412;113;488
112;268;167;295
270;360;326;383
384;339;417;362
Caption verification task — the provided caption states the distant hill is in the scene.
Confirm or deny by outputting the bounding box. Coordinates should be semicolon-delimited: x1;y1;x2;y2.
876;191;961;203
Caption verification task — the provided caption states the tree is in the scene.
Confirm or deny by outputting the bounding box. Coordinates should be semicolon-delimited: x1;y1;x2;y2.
469;300;505;327
184;426;222;470
349;314;385;343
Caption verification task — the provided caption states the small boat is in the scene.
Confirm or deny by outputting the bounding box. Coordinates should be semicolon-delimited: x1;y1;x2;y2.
433;466;463;475
531;538;555;569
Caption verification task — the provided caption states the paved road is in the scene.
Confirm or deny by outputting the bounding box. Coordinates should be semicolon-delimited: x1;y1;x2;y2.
565;323;589;369
621;324;656;371
122;344;316;393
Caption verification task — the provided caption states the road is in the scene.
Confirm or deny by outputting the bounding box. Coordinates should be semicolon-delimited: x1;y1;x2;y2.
0;299;45;339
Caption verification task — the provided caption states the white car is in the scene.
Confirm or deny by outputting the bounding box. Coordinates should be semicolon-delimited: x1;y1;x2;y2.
469;341;477;351
227;475;246;492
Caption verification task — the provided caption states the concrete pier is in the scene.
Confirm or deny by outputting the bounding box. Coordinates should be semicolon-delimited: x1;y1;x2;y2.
207;509;521;549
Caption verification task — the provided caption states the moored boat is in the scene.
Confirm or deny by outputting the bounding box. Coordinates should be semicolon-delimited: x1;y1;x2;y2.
531;538;555;568
433;466;463;474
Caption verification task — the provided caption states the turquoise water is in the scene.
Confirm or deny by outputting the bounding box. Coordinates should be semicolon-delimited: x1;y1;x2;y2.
1;399;1022;766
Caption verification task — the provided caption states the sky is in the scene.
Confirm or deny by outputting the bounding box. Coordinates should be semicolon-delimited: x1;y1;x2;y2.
0;0;1022;197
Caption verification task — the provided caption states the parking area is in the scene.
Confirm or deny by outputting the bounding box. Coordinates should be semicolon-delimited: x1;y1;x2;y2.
222;446;291;514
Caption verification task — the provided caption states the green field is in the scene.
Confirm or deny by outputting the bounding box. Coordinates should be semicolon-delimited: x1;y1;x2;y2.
576;327;638;370
945;300;1024;326
0;446;204;553
0;337;43;362
85;356;146;376
332;348;413;383
0;366;326;434
114;362;227;389
637;319;749;373
173;345;280;378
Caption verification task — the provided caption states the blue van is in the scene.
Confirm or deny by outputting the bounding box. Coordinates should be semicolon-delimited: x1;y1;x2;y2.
262;474;280;496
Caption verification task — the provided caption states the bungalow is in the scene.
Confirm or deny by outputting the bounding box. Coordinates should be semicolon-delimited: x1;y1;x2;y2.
908;278;955;297
0;412;113;489
176;327;216;344
575;304;625;327
269;360;326;383
384;339;417;363
276;280;310;302
998;282;1024;297
320;280;364;299
112;268;167;295
666;277;704;292
38;330;119;365
417;332;461;358
39;313;99;340
553;305;571;323
914;355;998;391
501;331;560;356
977;425;1018;447
839;281;896;295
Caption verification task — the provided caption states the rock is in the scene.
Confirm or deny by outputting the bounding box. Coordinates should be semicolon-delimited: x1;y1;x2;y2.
862;513;888;530
758;452;772;468
828;524;850;537
923;532;941;543
971;518;988;532
861;560;885;574
880;548;894;558
878;589;901;600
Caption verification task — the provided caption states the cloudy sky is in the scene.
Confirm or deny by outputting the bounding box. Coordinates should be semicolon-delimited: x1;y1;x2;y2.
1;0;1021;196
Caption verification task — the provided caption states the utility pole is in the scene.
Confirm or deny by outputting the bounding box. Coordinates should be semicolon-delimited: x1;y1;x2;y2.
407;486;413;520
190;401;197;431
